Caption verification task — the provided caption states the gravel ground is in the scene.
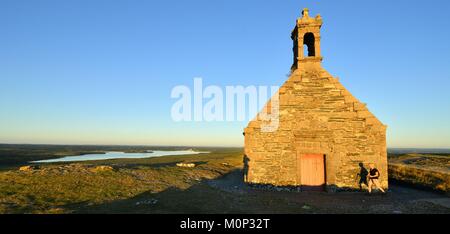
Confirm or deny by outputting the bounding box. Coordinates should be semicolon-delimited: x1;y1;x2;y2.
206;170;450;214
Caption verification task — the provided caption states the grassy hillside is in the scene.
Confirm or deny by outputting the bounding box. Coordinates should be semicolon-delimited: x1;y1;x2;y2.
0;146;243;213
0;145;449;214
388;153;450;194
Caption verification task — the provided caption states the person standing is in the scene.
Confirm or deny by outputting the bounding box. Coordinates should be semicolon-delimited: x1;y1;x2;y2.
357;163;368;191
367;163;386;194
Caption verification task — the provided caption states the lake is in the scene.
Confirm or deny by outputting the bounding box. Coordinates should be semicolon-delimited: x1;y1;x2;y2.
31;150;208;163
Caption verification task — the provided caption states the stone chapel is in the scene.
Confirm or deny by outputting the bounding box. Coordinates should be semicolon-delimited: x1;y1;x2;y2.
244;9;388;191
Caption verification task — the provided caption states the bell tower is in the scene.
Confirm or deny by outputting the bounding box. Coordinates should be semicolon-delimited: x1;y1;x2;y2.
245;8;388;191
291;8;323;71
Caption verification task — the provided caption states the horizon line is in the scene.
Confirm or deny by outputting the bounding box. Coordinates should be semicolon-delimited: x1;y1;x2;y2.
1;142;450;151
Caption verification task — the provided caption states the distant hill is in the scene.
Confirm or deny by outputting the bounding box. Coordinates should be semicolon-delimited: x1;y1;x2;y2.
388;148;450;155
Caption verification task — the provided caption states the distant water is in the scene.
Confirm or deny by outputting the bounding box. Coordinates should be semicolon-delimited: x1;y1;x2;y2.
31;150;208;163
388;148;450;154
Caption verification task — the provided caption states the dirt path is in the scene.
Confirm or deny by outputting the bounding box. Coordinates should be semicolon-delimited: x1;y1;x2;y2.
206;170;450;214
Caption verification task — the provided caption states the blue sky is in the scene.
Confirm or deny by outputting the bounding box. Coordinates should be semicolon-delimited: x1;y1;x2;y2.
1;0;450;147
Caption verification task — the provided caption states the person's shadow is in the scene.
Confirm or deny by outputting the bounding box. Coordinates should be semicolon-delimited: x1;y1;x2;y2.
357;163;368;191
243;155;250;183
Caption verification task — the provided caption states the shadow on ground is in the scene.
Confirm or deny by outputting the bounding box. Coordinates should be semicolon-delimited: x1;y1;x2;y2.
72;169;450;214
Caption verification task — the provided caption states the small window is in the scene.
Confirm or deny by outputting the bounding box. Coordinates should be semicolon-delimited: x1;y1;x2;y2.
303;33;315;57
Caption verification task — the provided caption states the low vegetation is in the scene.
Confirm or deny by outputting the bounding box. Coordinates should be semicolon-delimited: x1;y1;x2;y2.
388;153;450;195
0;145;448;214
0;146;242;213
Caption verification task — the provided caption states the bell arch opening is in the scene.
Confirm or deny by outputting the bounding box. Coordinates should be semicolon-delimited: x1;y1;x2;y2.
303;32;315;57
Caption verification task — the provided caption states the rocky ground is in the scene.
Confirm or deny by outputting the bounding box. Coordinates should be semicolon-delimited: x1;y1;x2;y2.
71;169;450;214
204;170;450;214
0;148;449;214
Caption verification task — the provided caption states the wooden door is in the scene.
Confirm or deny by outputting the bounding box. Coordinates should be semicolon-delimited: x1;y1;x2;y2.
299;154;325;190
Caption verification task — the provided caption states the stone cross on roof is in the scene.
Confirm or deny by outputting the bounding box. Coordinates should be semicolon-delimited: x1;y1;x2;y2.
302;8;310;18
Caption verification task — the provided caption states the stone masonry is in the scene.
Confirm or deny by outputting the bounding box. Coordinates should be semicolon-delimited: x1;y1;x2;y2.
244;9;388;191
